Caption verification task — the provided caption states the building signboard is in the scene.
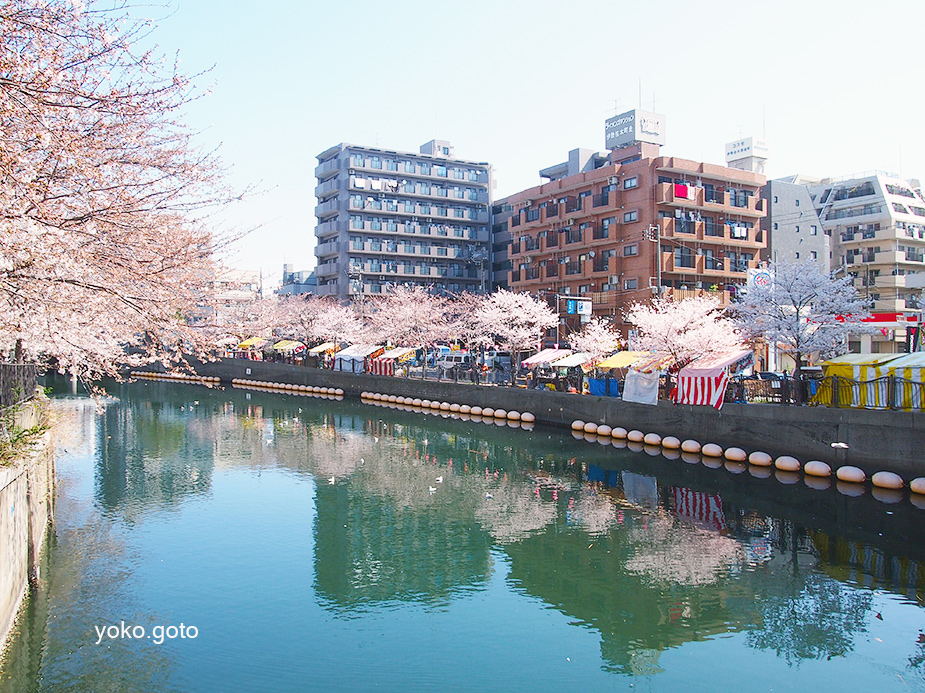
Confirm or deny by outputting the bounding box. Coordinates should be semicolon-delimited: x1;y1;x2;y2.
605;109;666;150
565;298;592;315
725;137;768;164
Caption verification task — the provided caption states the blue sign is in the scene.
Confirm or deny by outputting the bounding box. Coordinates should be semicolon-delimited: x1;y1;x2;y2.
566;299;576;315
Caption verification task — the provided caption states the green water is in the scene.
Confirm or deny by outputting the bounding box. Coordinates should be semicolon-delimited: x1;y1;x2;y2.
2;381;924;692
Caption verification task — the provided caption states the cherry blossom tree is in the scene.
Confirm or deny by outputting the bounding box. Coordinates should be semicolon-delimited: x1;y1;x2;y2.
624;296;743;369
364;285;449;347
730;258;872;379
0;1;243;379
569;317;624;361
473;289;557;371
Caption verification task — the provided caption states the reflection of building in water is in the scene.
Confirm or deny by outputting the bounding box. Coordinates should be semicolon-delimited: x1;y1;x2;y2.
312;482;493;609
96;395;214;519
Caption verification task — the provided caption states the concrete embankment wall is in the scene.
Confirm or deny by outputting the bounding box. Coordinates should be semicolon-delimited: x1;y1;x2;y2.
184;359;924;478
0;402;53;651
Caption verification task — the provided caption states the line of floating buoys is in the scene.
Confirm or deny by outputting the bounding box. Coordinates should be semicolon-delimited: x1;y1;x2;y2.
359;392;536;432
131;371;220;386
232;379;343;400
571;420;924;509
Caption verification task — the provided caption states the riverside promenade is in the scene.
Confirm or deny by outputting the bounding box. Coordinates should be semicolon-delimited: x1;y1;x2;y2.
172;358;924;479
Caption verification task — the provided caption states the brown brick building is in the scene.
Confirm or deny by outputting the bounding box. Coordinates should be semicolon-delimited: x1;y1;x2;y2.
495;140;767;335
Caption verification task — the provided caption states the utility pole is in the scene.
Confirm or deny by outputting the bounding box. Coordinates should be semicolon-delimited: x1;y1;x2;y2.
644;223;661;299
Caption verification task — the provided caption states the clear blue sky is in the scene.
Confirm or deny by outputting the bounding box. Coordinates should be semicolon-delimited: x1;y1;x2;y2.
146;0;925;284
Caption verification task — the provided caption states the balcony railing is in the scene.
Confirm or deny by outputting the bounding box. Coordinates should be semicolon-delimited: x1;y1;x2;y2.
592;225;609;240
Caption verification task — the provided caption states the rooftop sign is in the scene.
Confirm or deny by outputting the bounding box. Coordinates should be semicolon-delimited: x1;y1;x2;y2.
605;109;666;150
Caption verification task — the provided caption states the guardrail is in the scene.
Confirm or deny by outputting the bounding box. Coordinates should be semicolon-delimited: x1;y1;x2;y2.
0;364;38;410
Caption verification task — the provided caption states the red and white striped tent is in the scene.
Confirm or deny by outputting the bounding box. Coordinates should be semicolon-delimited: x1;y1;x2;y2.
674;348;753;410
369;347;417;376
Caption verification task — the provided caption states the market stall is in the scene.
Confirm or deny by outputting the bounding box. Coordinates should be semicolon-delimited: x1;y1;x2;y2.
235;337;268;360
369;347;417;376
590;351;651;397
333;344;384;373
622;353;675;405
673;349;754;410
812;353;917;409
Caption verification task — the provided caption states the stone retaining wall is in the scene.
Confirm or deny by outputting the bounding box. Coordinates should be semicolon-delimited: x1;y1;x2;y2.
0;401;53;651
182;359;924;477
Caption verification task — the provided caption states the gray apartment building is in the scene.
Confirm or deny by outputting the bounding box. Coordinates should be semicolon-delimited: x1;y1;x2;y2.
760;178;829;270
313;140;492;299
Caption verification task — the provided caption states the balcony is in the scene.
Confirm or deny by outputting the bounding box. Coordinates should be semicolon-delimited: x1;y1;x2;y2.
544;203;559;219
314;178;340;199
316;261;339;278
565;262;582;275
524;267;540;280
592;225;609;240
592;191;609;207
565;197;583;214
314;158;340;180
316;220;338;238
315;240;339;257
546;264;559;279
656;182;765;218
544;233;559;249
522;238;540;252
314;198;340;219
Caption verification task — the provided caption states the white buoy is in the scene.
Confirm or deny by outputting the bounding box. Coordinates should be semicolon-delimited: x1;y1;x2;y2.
459;404;471;414
507;410;521;421
412;398;423;407
596;424;612;436
584;422;599;434
724;447;746;462
493;408;507;419
421;399;432;408
482;407;495;417
804;461;832;478
911;478;925;495
571;420;586;431
440;402;451;411
471;406;483;416
611;427;628;439
702;443;723;458
521;412;535;423
450;403;461;412
643;433;662;446
775;455;801;472
872;471;904;490
836;466;865;484
627;430;644;443
748;451;772;467
335;388;344;396
661;436;681;450
681;439;701;454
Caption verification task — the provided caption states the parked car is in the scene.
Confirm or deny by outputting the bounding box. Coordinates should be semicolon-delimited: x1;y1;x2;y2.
436;353;472;370
481;350;512;371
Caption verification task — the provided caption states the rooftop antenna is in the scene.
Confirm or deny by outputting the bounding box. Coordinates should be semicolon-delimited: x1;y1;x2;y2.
638;78;642;109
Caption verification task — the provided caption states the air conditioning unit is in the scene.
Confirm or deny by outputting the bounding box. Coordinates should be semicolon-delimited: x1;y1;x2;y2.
609;176;620;185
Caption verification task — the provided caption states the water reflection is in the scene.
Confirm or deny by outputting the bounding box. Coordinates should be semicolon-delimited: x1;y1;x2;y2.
3;381;924;690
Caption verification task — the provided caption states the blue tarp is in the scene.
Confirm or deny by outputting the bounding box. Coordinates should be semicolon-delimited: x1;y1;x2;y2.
588;378;620;397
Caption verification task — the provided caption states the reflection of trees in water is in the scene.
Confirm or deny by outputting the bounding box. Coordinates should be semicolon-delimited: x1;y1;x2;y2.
623;509;745;587
746;574;874;664
95;394;214;521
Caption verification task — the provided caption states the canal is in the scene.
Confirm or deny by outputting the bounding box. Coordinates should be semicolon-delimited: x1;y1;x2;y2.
1;381;924;691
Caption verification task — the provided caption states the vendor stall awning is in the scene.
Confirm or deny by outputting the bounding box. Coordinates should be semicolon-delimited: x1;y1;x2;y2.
550;352;595;368
271;340;305;352
238;337;267;349
674;348;753;410
308;342;338;354
522;348;571;367
628;353;675;373
597;351;651;369
370;347;418;376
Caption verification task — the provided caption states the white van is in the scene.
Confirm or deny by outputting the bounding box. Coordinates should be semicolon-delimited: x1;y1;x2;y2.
436;353;472;370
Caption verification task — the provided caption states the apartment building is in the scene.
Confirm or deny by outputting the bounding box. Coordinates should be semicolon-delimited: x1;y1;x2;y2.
313;140;492;299
803;172;925;352
760;178;829;269
497;116;766;334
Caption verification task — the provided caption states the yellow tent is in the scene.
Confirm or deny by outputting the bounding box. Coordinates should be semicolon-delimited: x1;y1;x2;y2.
596;351;651;370
271;340;305;352
814;353;909;409
238;337;267;349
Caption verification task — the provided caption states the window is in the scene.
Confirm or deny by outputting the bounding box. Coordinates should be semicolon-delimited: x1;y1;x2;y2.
370;156;382;169
578;285;591;295
404;161;415;173
469;170;480;182
773;222;778;230
623;210;638;223
624;278;638;290
350;194;363;208
454;187;463;199
811;251;818;260
370;218;382;230
442;146;450;155
811;225;818;235
454;168;465;179
795;199;800;206
420;182;431;195
436;166;448;177
350;216;363;230
773;195;778;203
623;176;638;190
404;202;415;213
454;207;465;218
404;181;415;193
795;225;800;233
386;159;398;171
624;244;638;257
352;154;365;167
795;252;800;259
467;188;478;201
